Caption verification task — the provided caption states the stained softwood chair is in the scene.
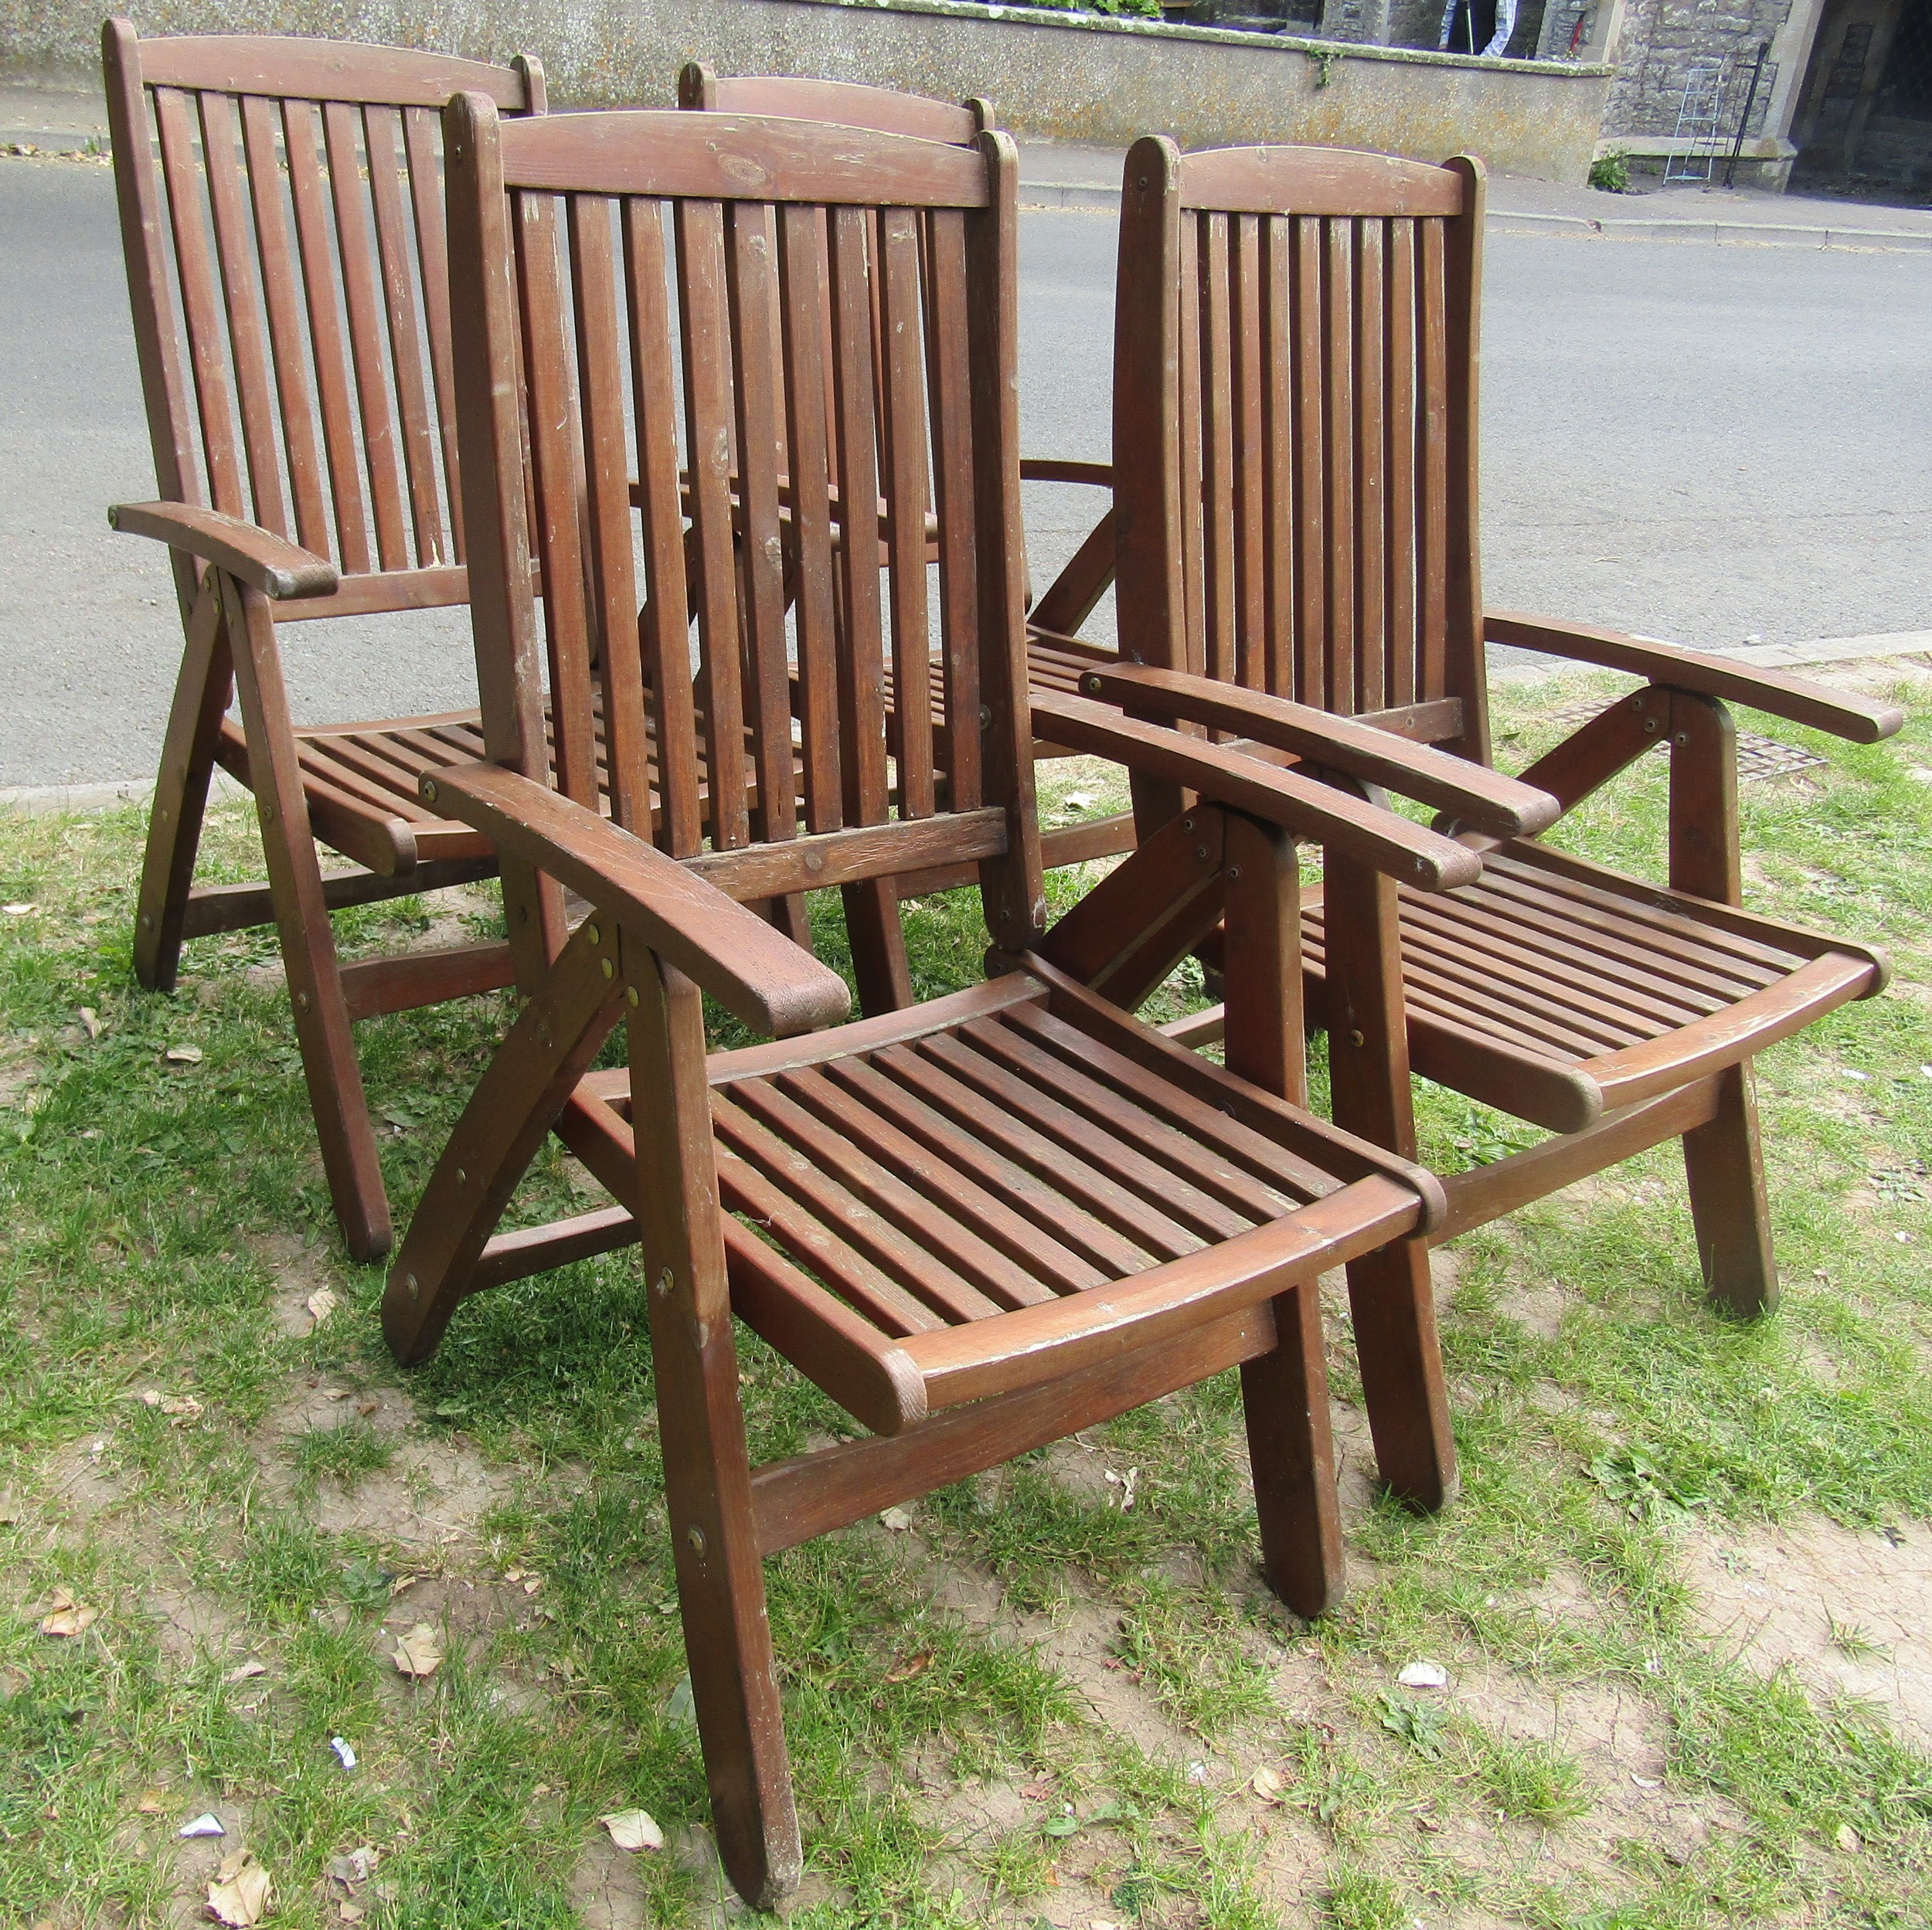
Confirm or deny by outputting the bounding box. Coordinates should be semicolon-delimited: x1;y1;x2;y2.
1036;138;1903;1517
381;97;1484;1905
677;62;1138;980
102;22;562;1260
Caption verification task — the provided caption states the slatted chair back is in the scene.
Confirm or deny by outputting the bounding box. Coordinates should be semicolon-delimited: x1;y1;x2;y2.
101;22;546;620
444;97;1040;974
1114;140;1488;761
675;61;992;143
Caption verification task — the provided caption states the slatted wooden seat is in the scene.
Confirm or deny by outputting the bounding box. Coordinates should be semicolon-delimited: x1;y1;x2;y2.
378;100;1477;1908
1037;137;1903;1521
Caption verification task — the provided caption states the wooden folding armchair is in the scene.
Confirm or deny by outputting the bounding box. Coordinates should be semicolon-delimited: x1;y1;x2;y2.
382;96;1478;1904
1037;137;1903;1515
679;63;1140;918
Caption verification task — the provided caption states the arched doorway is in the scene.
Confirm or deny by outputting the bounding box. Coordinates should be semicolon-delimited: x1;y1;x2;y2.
1791;0;1932;197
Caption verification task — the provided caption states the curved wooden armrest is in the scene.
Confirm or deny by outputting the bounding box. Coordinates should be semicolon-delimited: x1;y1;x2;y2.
108;501;339;601
1019;459;1112;488
1029;691;1482;892
1083;664;1559;839
419;763;852;1038
1486;611;1903;744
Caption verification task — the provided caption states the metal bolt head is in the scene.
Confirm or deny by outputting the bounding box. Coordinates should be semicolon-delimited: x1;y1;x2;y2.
1643;719;1658;735
587;923;600;947
141;913;153;930
626;985;639;1007
1083;674;1103;695
1349;1028;1366;1046
1673;732;1689;747
1226;864;1241;882
686;1524;706;1556
654;1267;673;1297
1180;816;1195;834
1195;844;1209;861
978;704;992;728
421;778;438;804
456;1167;467;1186
406;1273;419;1300
295;990;310;1010
601;957;614;980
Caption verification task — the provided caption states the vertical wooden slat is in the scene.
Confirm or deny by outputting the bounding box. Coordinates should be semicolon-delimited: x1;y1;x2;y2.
922;206;979;812
676;197;752;851
1230;213;1267;692
570;194;649;834
826;205;890;831
1260;215;1295;702
777;203;842;835
1199;212;1236;688
240;97;330;556
878;206;935;819
514;190;597;811
725;201;798;845
1353;219;1386;715
363;104;445;566
1176;211;1205;681
1322;219;1355;715
1384;216;1419;708
1291;216;1325;711
403;105;464;564
322;99;408;569
624;198;702;857
196;90;289;539
1417;217;1450;706
283;98;371;574
153;88;244;516
1442;158;1489;763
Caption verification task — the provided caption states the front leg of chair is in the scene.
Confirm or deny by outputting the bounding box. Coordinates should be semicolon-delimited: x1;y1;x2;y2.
1668;690;1777;1317
134;570;233;991
1222;811;1345;1616
218;575;392;1262
1321;848;1458;1514
630;953;802;1906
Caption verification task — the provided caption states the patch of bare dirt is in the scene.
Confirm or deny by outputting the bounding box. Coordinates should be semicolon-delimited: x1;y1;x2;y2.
256;1229;339;1337
1683;1514;1932;1749
42;1431;123;1521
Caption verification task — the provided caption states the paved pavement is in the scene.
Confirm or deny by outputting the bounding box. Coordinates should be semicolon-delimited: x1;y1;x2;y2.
2;92;1929;787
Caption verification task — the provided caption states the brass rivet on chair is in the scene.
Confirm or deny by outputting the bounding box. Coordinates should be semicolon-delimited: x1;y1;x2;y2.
422;779;437;804
1195;845;1209;862
1226;865;1241;882
1180;816;1194;833
978;704;992;728
686;1525;706;1555
141;913;153;929
601;957;614;980
456;1167;467;1186
655;1268;673;1297
587;923;600;946
1083;674;1102;694
296;990;310;1009
1349;1029;1366;1047
406;1273;419;1300
626;986;639;1007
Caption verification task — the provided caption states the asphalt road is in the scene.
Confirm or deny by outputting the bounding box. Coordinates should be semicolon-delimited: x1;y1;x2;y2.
3;155;1929;787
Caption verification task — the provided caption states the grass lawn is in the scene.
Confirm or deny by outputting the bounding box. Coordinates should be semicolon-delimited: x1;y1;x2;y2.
2;662;1930;1928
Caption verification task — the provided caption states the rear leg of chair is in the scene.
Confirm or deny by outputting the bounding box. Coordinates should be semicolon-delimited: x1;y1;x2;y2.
1682;1062;1778;1318
843;875;912;1014
219;576;391;1262
1321;851;1458;1513
631;955;802;1907
134;575;232;992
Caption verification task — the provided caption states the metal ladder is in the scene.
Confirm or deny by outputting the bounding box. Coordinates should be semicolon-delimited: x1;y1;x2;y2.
1664;63;1730;182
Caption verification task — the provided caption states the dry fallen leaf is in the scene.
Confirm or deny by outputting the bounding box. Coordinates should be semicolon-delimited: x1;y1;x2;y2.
1250;1764;1284;1803
163;1044;203;1065
206;1847;272;1927
325;1846;378;1888
306;1288;338;1329
135;1789;166;1815
162;1394;203;1425
885;1648;934;1683
598;1808;665;1852
2;902;36;916
1396;1660;1448;1690
390;1622;444;1678
79;1007;102;1041
40;1588;99;1638
223;1659;267;1685
879;1506;913;1531
1835;1822;1862;1854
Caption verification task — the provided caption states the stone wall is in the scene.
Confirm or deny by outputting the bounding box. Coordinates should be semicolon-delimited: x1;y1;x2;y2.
1603;0;1795;136
0;0;1613;179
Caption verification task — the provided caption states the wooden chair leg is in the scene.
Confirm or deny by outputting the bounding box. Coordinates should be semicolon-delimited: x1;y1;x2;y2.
1667;691;1777;1316
1223;812;1344;1615
631;955;801;1906
1683;1062;1778;1317
1322;850;1458;1514
134;575;232;991
219;576;392;1263
843;874;912;1014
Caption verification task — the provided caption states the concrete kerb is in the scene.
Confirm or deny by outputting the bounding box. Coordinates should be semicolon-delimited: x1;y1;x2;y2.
1488;207;1932;253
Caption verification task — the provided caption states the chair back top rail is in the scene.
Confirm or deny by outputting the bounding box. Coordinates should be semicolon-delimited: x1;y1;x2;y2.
1113;134;1490;763
444;97;1040;949
678;61;991;146
102;19;544;602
